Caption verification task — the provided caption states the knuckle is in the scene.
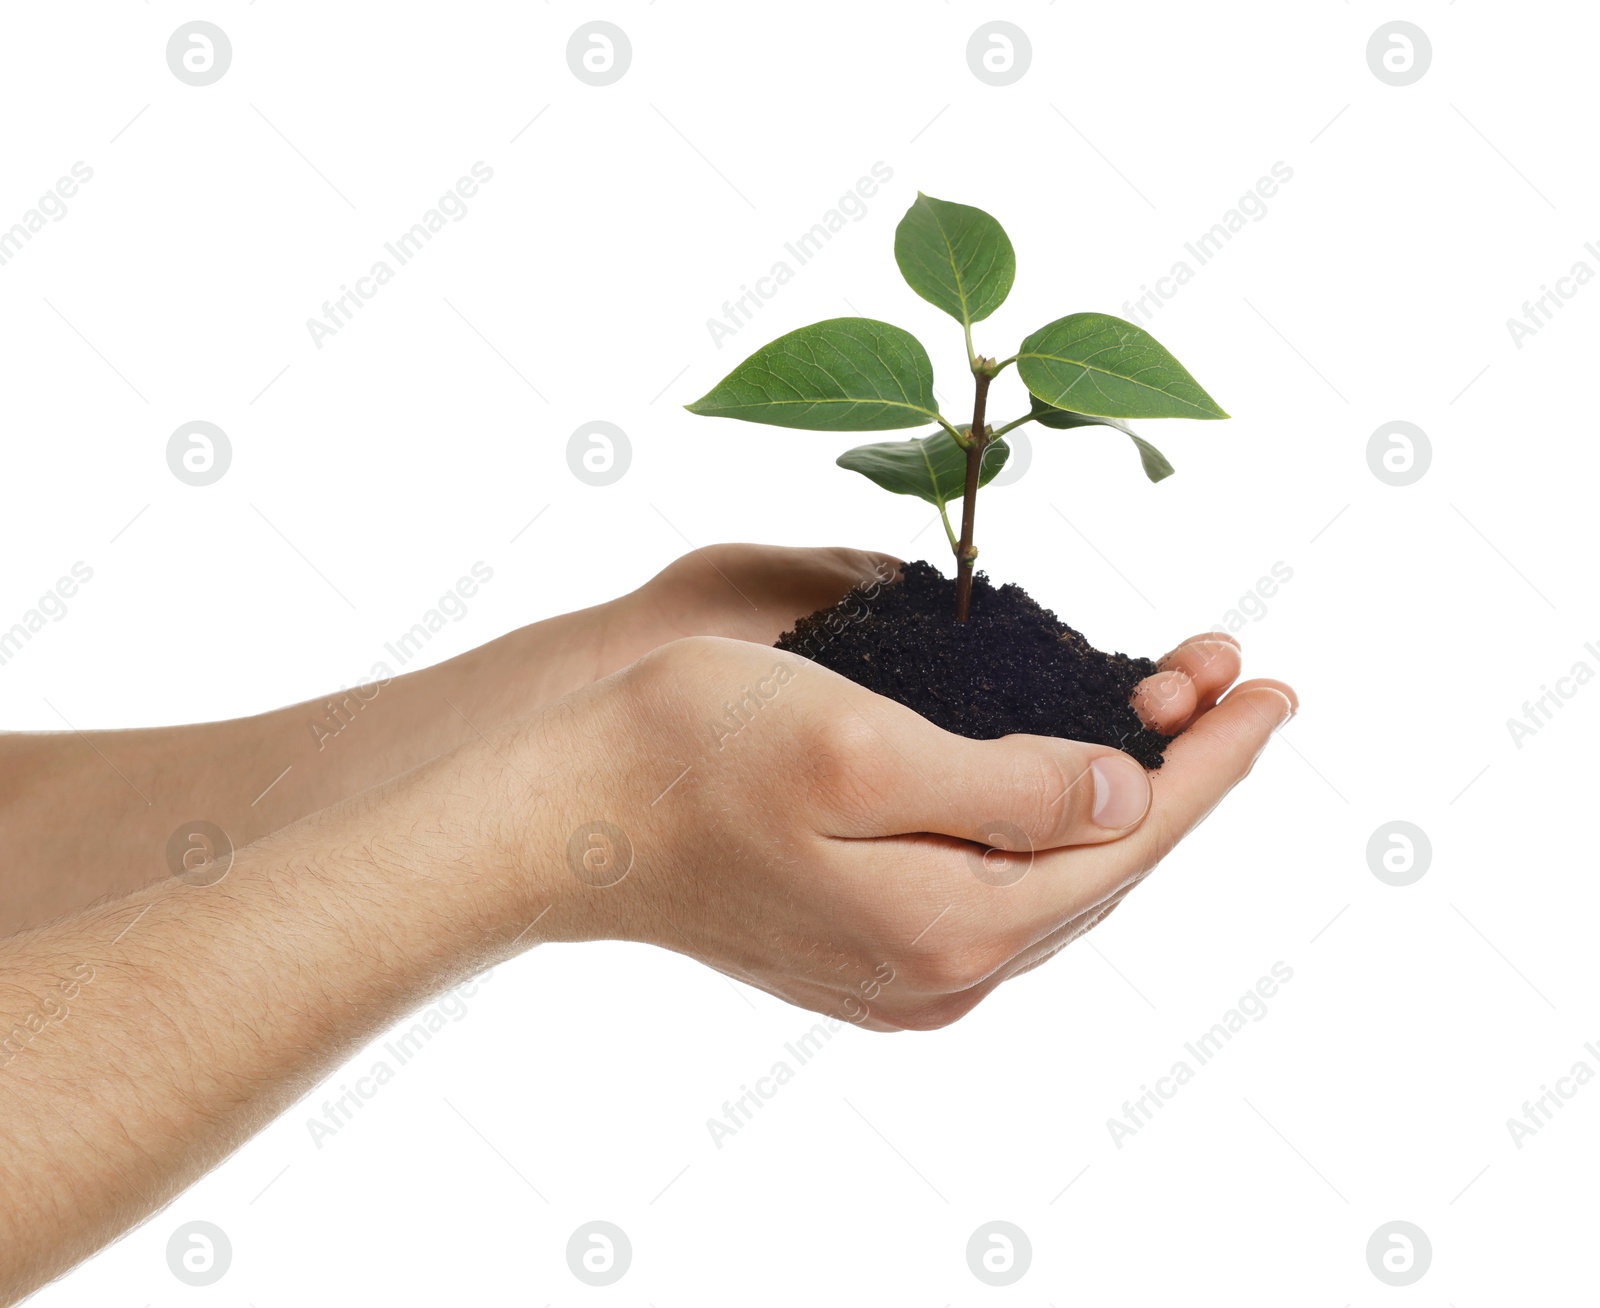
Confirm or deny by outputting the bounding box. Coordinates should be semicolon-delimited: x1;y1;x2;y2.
1018;745;1093;846
805;708;878;765
615;649;676;721
624;634;696;685
802;712;888;816
622;635;726;700
616;637;736;737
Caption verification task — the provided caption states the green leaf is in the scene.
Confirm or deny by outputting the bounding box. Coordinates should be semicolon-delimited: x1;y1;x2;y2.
1028;395;1176;483
1017;313;1228;420
893;193;1016;331
1125;433;1175;482
685;317;940;431
1028;393;1136;432
837;428;1010;508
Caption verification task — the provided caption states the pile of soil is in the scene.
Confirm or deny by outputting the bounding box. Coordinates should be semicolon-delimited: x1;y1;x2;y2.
776;561;1172;769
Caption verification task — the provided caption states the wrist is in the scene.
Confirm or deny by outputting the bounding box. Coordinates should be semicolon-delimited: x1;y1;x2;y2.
475;672;654;951
392;707;611;962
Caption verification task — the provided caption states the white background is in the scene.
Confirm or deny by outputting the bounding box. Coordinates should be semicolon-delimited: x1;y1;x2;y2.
2;1;1595;1302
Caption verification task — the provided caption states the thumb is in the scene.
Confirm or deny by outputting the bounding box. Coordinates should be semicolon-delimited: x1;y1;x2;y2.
1004;678;1299;928
817;696;1154;850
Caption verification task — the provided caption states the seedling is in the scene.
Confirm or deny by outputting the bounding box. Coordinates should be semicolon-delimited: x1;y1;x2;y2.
687;193;1228;621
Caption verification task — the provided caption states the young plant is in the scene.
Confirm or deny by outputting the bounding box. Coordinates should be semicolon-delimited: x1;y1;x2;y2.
686;193;1227;621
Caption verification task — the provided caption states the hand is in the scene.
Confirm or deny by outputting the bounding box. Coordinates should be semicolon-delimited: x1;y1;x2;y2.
0;610;1291;1293
0;541;1235;939
511;633;1295;1030
589;542;1248;738
454;544;898;730
596;542;901;660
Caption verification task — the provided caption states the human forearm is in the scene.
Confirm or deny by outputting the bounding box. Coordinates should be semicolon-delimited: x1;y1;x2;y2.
0;737;548;1304
0;597;618;935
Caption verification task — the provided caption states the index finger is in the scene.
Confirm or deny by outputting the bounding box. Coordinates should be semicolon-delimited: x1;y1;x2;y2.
1003;679;1297;933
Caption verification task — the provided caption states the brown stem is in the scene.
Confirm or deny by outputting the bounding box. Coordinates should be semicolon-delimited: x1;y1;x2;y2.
954;368;992;623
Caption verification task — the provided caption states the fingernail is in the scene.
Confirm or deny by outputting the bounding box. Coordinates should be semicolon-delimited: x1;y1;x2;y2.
1091;754;1151;829
1252;688;1296;728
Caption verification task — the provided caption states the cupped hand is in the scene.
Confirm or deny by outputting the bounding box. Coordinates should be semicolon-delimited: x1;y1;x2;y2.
597;543;1248;739
510;632;1294;1031
599;543;901;657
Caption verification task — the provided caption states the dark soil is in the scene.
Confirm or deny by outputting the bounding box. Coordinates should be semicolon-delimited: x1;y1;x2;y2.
776;561;1172;769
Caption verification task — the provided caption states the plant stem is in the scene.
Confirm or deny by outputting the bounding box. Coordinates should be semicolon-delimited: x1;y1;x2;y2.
989;412;1037;440
954;368;992;623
